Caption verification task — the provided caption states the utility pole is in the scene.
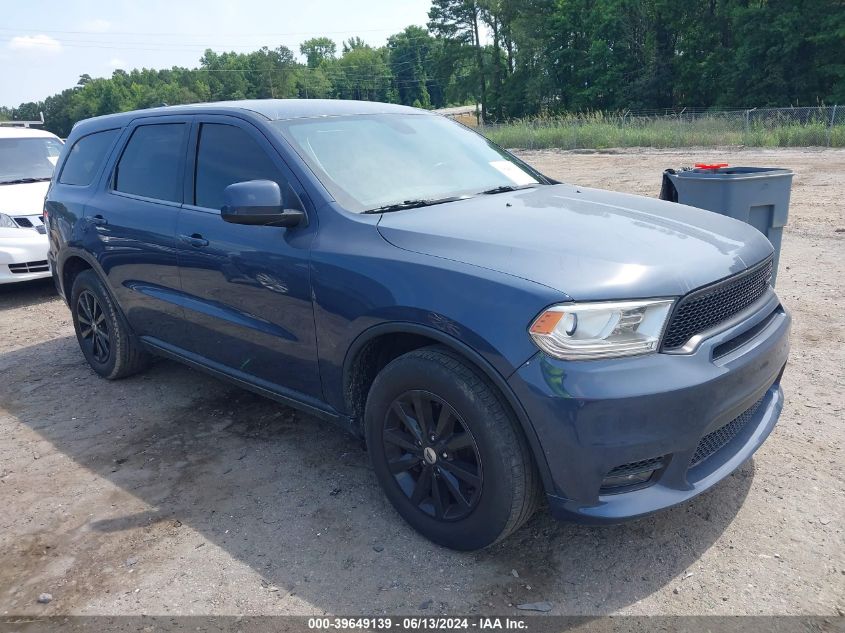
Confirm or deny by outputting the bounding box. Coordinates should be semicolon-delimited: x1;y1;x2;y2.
267;69;276;98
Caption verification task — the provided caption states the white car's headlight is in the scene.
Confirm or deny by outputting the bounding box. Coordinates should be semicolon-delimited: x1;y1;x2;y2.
529;299;675;360
0;213;19;229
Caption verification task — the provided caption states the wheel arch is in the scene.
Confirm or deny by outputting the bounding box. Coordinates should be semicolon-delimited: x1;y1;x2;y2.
57;249;124;320
342;322;554;493
59;253;94;303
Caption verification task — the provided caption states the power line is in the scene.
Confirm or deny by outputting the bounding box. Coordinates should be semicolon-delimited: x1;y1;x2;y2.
1;28;483;107
0;43;447;58
0;29;450;51
29;62;474;90
95;64;453;81
105;66;474;86
0;25;420;37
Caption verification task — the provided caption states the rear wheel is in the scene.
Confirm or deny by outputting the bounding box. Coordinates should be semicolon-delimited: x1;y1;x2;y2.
365;346;541;550
71;270;150;379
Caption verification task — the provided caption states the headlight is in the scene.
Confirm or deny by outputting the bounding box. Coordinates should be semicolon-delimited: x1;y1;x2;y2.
0;213;19;229
528;299;675;360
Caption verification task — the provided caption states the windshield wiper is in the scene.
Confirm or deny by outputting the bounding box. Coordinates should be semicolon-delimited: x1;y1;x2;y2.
362;195;468;214
478;184;538;195
0;177;52;185
360;186;540;213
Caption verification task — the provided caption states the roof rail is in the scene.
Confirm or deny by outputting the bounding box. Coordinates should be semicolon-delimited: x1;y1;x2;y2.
0;111;45;128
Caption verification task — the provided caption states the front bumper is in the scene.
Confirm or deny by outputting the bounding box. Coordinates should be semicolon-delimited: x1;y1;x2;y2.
0;232;51;284
509;292;791;524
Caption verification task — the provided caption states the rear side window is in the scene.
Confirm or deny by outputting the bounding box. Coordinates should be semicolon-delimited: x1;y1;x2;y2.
59;129;119;186
114;123;187;202
194;123;282;210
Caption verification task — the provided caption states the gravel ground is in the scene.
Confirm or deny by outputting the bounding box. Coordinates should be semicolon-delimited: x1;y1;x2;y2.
0;148;842;617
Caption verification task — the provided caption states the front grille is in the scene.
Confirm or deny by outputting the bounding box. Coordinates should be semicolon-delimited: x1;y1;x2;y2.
690;396;765;468
662;258;773;351
8;260;49;274
13;216;46;233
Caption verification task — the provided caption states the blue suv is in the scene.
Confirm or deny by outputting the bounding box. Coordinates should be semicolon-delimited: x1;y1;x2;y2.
46;100;790;550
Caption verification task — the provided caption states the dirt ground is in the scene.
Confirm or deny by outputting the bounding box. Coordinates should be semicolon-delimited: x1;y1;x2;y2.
1;148;842;617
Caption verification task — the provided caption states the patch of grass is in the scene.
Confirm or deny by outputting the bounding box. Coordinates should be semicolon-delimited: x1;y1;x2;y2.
481;112;845;149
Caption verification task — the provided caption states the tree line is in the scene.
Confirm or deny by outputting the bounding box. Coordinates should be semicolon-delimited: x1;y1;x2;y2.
2;0;843;138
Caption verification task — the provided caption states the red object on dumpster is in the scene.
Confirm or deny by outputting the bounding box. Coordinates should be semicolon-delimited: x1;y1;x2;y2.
694;162;729;171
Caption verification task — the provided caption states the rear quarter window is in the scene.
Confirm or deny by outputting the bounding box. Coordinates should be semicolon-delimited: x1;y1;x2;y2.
59;129;119;186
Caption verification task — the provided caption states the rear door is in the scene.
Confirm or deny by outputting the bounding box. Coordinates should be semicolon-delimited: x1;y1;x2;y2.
175;115;321;398
83;116;190;343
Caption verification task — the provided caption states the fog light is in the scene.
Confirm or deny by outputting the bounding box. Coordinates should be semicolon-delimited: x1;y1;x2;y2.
599;456;665;494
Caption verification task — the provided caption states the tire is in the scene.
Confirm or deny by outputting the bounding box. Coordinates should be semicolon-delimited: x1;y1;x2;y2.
70;270;150;380
364;346;541;550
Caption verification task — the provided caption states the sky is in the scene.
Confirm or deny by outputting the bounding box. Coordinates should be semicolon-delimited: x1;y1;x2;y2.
0;0;433;108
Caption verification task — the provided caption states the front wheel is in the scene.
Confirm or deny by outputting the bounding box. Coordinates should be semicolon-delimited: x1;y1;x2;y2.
364;346;541;550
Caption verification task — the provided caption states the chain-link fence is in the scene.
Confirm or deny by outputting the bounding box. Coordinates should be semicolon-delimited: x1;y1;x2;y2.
479;106;845;149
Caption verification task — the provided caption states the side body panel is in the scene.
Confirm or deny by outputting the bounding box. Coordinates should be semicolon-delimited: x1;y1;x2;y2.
307;202;568;415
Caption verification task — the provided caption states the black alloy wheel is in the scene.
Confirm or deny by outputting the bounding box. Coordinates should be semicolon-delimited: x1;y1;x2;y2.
70;269;150;380
76;289;111;364
365;346;543;550
382;390;483;521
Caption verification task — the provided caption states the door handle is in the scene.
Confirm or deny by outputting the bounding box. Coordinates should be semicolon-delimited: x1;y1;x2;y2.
90;214;108;226
179;233;209;248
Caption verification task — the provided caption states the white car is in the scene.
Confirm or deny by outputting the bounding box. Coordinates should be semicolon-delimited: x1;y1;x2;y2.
0;126;63;284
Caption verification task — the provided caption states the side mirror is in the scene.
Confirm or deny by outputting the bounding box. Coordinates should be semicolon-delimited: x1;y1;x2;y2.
221;180;305;228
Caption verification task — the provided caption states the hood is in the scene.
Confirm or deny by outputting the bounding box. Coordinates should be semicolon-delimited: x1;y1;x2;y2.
0;182;49;239
0;226;48;241
376;184;774;300
0;181;50;216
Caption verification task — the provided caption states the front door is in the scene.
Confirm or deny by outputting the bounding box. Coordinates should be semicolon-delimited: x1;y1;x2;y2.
176;116;321;399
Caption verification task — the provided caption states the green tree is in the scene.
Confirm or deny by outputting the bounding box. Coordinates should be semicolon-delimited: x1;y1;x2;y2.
11;101;43;121
429;0;487;119
722;0;844;106
295;66;334;98
387;26;436;107
342;36;368;53
333;44;392;101
5;5;843;136
300;37;337;68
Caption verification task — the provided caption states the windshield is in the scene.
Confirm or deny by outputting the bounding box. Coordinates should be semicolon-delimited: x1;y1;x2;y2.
272;114;544;212
0;137;63;184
